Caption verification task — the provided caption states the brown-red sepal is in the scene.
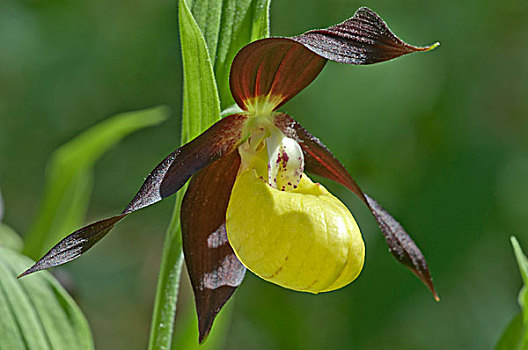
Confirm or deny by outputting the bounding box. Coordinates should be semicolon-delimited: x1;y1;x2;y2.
274;113;438;301
292;7;439;65
18;214;126;278
20;114;249;278
229;7;438;112
229;38;327;112
124;113;249;214
181;151;246;343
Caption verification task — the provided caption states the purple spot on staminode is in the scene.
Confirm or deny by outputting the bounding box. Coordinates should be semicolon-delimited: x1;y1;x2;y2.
282;150;289;163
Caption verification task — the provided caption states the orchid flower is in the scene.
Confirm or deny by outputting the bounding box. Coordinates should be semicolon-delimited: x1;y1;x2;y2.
19;7;439;342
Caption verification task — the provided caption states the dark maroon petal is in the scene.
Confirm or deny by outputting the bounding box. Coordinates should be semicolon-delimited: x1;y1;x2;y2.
274;113;438;301
19;114;249;278
292;7;439;65
181;151;246;343
124;113;249;213
18;215;126;278
229;7;437;111
229;38;327;111
364;194;438;301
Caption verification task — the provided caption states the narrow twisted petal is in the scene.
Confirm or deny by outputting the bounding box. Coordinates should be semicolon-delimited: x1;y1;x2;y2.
124;113;249;213
229;7;438;112
17;215;125;278
181;151;245;343
274;113;438;301
19;114;249;278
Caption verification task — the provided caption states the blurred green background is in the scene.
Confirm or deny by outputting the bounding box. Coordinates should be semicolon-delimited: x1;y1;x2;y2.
1;0;528;349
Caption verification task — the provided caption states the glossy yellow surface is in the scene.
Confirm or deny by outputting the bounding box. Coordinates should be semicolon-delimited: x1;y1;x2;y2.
226;168;365;293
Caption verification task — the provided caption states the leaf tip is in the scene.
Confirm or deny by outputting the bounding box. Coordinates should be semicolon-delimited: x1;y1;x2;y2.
511;235;520;249
510;235;526;265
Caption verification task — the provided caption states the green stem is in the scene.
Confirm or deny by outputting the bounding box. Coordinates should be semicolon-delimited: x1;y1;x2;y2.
147;189;186;350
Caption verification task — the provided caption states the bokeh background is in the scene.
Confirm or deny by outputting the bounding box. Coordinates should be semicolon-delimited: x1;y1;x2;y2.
2;0;528;348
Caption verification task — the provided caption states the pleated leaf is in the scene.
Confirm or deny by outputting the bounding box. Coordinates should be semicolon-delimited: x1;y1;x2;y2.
0;223;24;252
0;246;92;350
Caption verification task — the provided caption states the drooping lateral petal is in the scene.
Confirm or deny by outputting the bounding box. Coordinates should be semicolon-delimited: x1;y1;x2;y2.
291;7;439;65
19;114;249;278
229;38;327;111
274;113;438;301
18;215;125;278
181;151;245;343
363;194;437;300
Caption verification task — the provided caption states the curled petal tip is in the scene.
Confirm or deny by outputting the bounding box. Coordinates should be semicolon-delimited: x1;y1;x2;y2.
18;261;48;278
426;278;440;302
417;41;440;52
17;261;49;279
17;268;33;279
410;266;439;302
290;7;440;65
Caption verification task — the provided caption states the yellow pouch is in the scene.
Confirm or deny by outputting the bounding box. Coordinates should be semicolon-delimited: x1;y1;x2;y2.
226;168;365;293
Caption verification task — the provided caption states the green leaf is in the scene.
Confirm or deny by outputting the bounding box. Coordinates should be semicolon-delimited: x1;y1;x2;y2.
179;0;221;143
497;237;528;349
512;237;528;286
0;223;24;252
0;246;93;350
214;0;271;108
23;106;169;260
186;0;271;108
186;0;223;61
512;237;528;324
496;313;528;350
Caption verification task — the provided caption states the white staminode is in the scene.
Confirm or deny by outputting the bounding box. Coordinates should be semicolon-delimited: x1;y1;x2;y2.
266;130;304;191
